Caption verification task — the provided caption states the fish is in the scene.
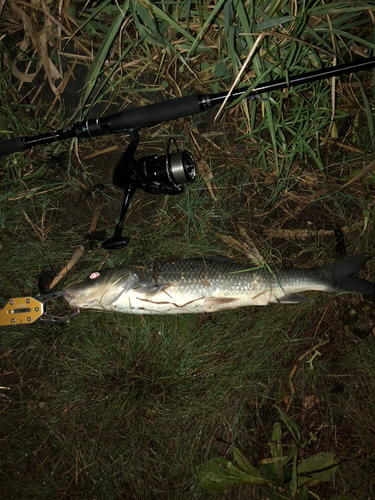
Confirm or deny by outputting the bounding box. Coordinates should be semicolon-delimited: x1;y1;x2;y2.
63;254;375;315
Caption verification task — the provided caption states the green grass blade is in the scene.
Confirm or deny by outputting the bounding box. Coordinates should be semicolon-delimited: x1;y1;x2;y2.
74;0;130;120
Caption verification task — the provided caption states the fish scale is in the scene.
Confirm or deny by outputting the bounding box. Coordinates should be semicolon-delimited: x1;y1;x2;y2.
64;254;375;315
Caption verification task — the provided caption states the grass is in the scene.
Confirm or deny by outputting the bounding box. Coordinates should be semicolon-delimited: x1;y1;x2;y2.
1;0;375;498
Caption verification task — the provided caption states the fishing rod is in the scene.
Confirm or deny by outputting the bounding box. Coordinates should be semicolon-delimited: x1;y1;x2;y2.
2;57;375;157
2;56;375;249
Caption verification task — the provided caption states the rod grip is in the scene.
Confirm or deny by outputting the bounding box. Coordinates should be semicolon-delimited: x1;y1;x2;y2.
0;137;28;158
107;94;202;132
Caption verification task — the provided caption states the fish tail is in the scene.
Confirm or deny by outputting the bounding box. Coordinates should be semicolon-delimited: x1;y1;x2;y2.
322;254;375;295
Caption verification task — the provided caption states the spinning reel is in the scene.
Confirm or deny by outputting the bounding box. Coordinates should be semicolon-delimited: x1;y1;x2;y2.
101;129;195;250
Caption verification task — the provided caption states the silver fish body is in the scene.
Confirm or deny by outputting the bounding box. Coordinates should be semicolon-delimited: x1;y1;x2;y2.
64;254;375;315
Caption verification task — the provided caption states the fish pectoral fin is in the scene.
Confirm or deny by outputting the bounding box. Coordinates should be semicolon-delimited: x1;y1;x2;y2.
204;297;238;309
276;293;312;304
206;297;237;304
134;283;175;296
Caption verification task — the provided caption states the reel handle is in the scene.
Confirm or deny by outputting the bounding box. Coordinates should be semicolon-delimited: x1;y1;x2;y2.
101;224;130;250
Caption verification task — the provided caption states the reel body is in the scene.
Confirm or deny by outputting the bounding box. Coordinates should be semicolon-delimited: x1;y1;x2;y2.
102;130;195;250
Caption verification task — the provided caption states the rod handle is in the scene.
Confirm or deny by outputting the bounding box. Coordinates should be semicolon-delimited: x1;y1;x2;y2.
0;137;28;158
107;94;205;132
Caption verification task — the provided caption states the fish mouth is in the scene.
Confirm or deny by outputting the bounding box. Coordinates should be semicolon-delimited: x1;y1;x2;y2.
67;296;94;308
63;291;85;308
65;293;109;310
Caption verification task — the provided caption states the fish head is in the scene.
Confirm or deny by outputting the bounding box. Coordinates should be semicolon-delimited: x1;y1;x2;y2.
64;267;137;310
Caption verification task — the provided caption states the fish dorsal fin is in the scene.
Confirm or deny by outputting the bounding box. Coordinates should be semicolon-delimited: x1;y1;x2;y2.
204;256;233;263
